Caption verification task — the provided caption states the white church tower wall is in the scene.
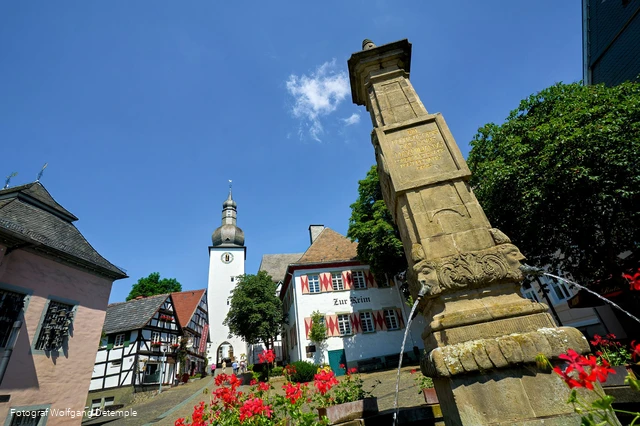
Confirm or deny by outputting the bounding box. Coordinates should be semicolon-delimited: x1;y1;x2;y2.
206;185;247;365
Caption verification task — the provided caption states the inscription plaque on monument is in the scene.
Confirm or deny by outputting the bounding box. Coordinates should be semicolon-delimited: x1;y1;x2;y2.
374;115;471;194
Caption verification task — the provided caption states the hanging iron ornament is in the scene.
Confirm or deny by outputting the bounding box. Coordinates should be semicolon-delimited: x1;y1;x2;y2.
36;302;75;351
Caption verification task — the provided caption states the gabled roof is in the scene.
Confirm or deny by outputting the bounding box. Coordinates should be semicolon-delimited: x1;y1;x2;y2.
259;253;303;283
103;294;169;334
0;182;77;221
172;289;206;329
0;182;126;279
296;228;358;264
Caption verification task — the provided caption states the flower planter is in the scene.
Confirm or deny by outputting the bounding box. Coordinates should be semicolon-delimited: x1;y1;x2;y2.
422;388;438;405
317;397;378;424
602;365;635;388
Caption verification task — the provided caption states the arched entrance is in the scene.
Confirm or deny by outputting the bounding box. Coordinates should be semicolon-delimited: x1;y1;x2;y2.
216;341;234;365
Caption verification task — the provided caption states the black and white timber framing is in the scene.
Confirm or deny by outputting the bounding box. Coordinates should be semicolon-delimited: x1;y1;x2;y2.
89;294;181;391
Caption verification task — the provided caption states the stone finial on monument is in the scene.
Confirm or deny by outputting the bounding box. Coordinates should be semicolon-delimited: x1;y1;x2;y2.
347;39;609;425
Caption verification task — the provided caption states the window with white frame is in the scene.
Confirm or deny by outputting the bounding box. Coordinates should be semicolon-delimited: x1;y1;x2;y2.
384;309;399;330
548;278;572;302
352;271;366;289
359;312;375;333
114;334;125;347
332;273;344;291
337;314;351;335
308;275;321;293
151;332;160;343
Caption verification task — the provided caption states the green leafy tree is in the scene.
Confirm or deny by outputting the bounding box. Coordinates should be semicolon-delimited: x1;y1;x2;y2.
468;81;640;287
347;166;407;284
126;272;182;301
224;271;283;349
308;311;327;344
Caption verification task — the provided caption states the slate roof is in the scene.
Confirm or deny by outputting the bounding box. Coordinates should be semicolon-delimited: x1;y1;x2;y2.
103;294;169;334
0;182;126;279
296;228;359;264
259;253;303;282
172;289;206;330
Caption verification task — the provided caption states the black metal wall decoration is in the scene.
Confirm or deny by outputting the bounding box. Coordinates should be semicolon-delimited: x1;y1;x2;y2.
35;301;75;351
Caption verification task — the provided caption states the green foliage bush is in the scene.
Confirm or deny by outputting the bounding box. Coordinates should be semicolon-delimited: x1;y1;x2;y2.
288;361;317;383
271;366;284;377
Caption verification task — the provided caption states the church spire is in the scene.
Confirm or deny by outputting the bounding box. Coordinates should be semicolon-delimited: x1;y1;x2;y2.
211;182;244;247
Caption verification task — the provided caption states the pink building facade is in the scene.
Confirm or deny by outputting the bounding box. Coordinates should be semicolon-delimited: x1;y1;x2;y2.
0;183;126;425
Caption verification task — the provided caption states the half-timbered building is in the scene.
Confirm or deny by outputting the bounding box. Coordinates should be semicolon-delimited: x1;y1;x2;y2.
87;294;181;409
171;289;209;375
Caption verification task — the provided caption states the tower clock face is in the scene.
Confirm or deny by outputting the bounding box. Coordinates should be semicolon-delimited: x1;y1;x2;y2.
221;252;234;264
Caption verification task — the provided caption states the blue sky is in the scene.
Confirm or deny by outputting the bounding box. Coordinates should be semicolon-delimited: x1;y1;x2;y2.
0;1;583;303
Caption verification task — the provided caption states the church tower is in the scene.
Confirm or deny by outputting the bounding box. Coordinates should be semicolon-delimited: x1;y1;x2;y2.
206;186;246;366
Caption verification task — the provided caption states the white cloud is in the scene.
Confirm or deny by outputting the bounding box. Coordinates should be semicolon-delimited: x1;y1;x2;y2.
341;113;360;126
286;59;350;141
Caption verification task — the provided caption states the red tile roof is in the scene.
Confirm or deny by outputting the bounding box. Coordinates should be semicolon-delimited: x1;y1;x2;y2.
297;228;359;264
171;289;206;329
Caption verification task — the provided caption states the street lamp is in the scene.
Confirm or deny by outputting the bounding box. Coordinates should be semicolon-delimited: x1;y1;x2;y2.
158;348;167;394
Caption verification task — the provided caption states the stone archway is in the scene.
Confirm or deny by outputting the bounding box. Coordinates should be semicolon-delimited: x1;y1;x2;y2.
216;341;234;365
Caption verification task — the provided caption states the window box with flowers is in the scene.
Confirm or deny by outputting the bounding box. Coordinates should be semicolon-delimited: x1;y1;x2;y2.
159;315;173;322
590;333;639;388
314;364;379;424
150;341;162;348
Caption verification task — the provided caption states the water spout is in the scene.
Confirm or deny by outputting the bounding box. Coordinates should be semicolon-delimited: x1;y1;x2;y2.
393;293;423;426
519;265;640;327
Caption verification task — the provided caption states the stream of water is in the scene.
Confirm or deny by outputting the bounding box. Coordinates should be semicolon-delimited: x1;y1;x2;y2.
392;298;421;426
542;272;640;326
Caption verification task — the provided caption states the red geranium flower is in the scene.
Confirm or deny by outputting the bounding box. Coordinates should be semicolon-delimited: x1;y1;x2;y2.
314;370;339;395
258;349;276;364
239;398;272;421
249;379;257;386
631;341;640;361
257;381;270;392
623;269;640;291
283;382;304;404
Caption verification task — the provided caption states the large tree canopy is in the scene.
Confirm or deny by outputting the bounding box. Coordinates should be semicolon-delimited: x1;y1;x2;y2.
224;271;283;349
126;272;182;301
347;165;406;285
468;81;640;287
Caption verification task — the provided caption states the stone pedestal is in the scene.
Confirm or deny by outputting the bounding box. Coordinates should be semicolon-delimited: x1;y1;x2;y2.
347;39;606;425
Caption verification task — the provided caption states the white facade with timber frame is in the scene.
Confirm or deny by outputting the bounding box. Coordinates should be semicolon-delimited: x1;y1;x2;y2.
88;294;182;408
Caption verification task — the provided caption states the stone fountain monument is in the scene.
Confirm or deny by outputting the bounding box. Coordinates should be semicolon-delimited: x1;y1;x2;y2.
348;39;602;425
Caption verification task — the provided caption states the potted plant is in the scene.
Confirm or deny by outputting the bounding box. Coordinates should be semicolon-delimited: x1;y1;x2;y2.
151;341;162;348
315;365;380;424
411;369;437;405
590;333;635;387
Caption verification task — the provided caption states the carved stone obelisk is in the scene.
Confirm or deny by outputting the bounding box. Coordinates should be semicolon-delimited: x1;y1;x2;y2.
348;39;601;425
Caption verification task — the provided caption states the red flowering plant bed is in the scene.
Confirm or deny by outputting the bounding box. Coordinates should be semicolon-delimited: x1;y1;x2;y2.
174;364;379;425
544;349;640;425
590;334;633;367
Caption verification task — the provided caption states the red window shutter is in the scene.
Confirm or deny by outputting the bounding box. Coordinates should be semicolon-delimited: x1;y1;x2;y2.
320;273;332;292
342;270;353;290
300;275;309;294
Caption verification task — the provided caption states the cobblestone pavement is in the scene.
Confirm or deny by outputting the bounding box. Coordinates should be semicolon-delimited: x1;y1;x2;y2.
87;376;215;426
94;366;432;426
